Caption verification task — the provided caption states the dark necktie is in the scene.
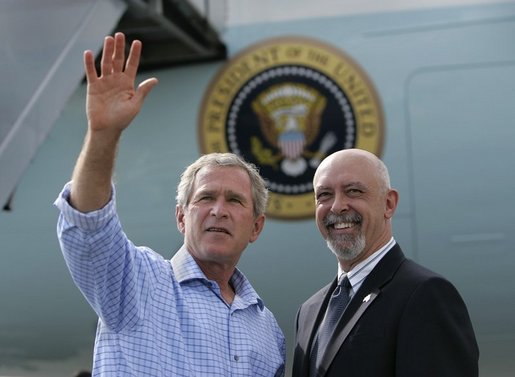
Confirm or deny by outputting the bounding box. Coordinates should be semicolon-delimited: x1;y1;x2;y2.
310;275;351;376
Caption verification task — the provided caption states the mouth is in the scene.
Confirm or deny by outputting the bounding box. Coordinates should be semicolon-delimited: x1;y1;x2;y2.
333;222;356;230
206;227;231;235
324;213;362;231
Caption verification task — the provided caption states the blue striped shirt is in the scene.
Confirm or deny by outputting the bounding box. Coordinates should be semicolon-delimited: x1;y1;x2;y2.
55;183;285;376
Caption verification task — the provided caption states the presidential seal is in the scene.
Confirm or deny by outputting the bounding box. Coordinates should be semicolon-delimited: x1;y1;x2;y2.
198;37;384;219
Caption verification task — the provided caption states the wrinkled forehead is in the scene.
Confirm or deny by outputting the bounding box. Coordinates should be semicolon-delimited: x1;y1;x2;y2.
194;165;251;190
196;164;245;177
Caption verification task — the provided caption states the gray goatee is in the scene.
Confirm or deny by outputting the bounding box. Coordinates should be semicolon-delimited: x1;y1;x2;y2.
324;212;365;261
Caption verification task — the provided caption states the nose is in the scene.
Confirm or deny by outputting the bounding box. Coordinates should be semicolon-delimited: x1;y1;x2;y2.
330;192;349;214
210;198;229;219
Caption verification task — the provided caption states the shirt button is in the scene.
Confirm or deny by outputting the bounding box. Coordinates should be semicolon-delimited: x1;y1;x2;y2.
234;355;239;361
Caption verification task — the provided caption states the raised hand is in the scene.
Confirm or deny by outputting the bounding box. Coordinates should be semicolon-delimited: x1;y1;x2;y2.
70;33;158;212
83;32;158;134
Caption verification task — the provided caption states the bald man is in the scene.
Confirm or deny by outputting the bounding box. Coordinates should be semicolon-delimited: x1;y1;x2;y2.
292;149;479;377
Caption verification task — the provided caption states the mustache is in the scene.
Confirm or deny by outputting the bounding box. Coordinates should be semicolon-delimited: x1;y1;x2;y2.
323;212;362;227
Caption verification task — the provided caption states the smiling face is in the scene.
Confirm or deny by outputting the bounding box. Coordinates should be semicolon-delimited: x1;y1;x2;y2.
313;149;398;271
176;165;265;270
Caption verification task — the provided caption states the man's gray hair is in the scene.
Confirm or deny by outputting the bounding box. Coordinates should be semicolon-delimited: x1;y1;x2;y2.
176;153;269;218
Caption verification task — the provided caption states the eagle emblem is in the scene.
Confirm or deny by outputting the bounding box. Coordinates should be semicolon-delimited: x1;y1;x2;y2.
251;82;336;176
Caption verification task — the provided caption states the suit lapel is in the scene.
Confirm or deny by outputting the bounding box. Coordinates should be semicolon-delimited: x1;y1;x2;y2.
304;280;337;349
318;245;406;376
293;279;337;377
319;289;380;374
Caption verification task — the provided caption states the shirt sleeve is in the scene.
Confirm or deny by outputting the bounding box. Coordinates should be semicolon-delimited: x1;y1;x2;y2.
54;182;156;331
54;181;116;232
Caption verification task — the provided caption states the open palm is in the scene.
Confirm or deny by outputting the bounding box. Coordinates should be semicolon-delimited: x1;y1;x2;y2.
84;33;157;133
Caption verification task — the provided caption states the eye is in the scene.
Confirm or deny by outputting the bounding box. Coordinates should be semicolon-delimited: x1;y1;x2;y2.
346;188;364;197
316;191;331;201
229;196;243;204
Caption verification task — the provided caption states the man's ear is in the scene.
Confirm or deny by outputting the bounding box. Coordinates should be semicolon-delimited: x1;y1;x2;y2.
175;205;186;234
249;214;266;243
384;189;399;219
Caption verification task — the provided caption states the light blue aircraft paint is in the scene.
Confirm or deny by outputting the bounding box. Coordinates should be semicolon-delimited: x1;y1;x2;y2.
1;1;514;376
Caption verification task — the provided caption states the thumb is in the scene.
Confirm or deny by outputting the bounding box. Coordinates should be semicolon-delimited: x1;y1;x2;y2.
137;77;159;101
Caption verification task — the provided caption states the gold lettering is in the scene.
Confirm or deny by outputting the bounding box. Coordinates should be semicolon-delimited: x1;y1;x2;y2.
271;197;282;211
355;96;370;107
210;141;223;152
222;61;252;91
286;47;302;58
207;110;222;132
217;85;231;96
251;47;280;68
308;49;328;66
210;98;225;109
333;63;350;78
361;122;376;137
358;108;374;118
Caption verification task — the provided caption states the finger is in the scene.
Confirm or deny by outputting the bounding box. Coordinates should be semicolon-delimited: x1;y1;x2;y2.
137;78;159;99
100;36;114;76
112;32;125;73
124;39;142;79
83;50;98;84
135;78;158;108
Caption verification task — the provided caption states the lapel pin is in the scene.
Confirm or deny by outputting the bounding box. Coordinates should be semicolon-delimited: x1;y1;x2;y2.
363;294;371;303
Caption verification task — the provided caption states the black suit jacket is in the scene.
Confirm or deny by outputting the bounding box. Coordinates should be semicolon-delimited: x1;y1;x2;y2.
292;244;479;377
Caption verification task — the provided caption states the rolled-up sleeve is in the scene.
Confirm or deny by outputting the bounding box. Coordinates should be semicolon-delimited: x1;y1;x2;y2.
54;181;116;232
54;182;144;330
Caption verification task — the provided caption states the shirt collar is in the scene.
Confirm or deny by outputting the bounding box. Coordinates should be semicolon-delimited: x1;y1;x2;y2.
171;245;264;310
171;245;208;283
338;237;396;290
